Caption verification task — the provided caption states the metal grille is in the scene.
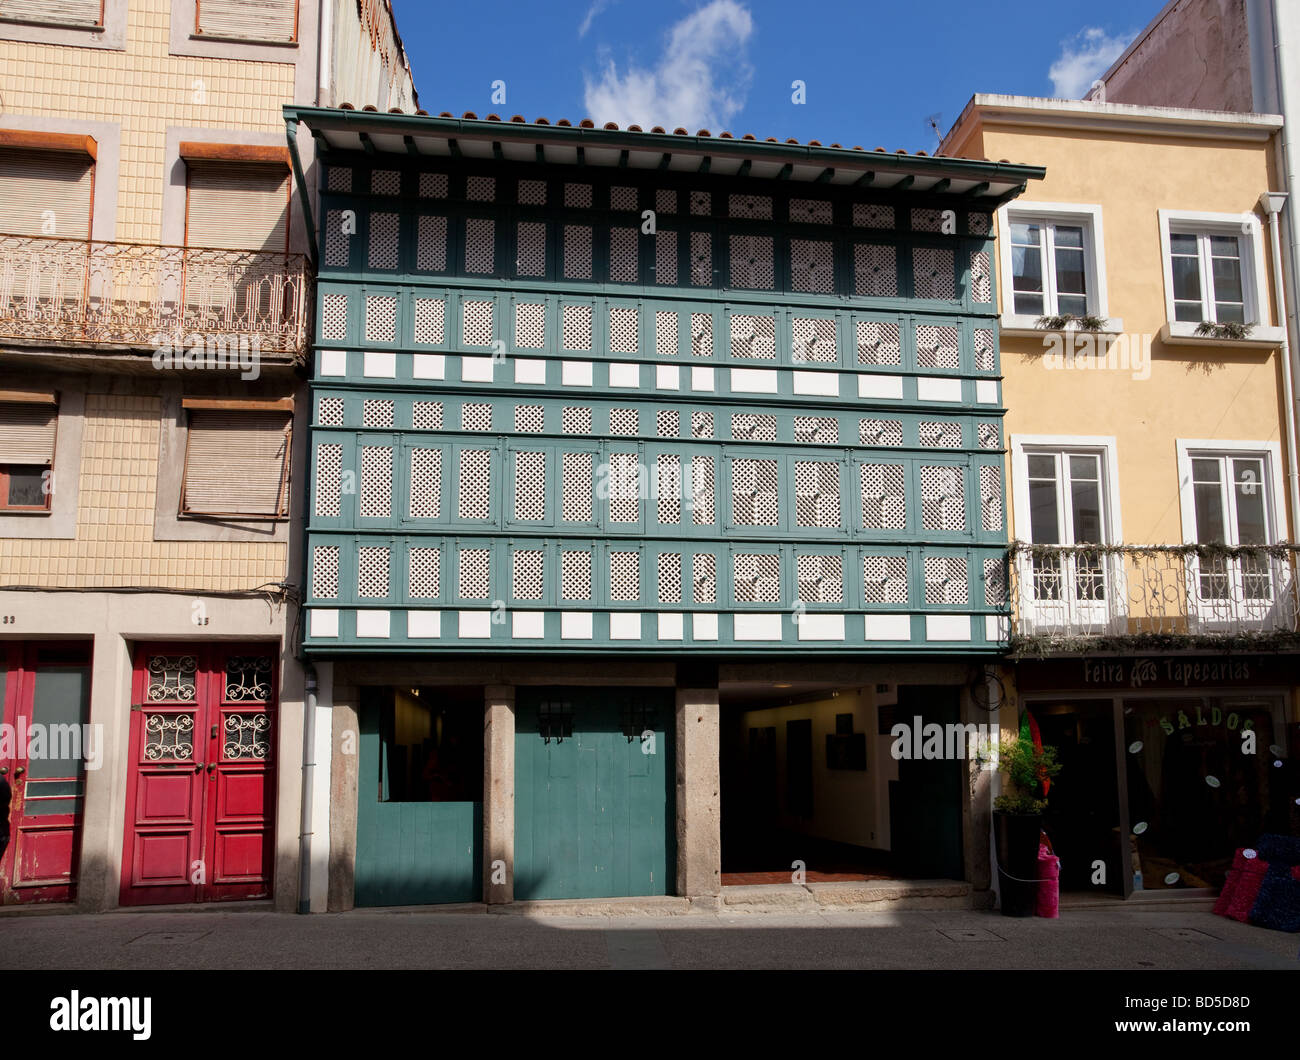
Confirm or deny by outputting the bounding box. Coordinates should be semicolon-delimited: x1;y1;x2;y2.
658;552;682;602
368;212;400;269
691;313;713;356
409;448;442;518
656;189;677;214
791;240;834;294
563;225;592;279
610;185;638;210
977;422;999;450
863;555;908;603
412;401;444;430
565;183;593;208
911;208;943;233
562;407;592;434
610;227;638;282
321;293;347;340
916;324;961;369
459;548;492;598
609;306;638;353
981;465;1003;531
561;452;593;521
371;169;400;195
729;193;772;220
657;410;680;437
731;413;777;441
562;304;592;350
327;166;351;192
914;247;955;299
461;403;492;431
689;232;712;285
735;554;781;603
861;464;906;529
466;175;495;202
317;397;343;426
797;554;843;603
464;218;495;273
610;551;640;601
790;198;833;224
855;244;898;297
731;459;780;526
360;446;392;518
514;452;547;521
414;297;445;344
689;190;710;216
853;203;894;228
409;547;441;598
795;461;841;527
561;549;592;599
974;328;995;371
325;210;349;267
919;421;962;448
656;311;678;356
792;317;837;362
419;172;448;198
365;295;396;343
357;546;390;598
694;553;716;602
921;465;966;531
691;411;713;439
315;444;341;517
312;546;339;598
654;230;678;284
362;399;394;428
518;179;546;205
609;408;639;435
516;222;547;276
730;314;776;359
971;251;992;302
925;556;969;604
730;234;775;289
859;419;904;446
417;216;448;270
983;556;1009;606
462;299;494;346
657;454;682;522
795;416;838;444
512;549;545;599
458;450;492;520
515;405;545;432
691;456;715;523
856;319;901;365
609;451;640;523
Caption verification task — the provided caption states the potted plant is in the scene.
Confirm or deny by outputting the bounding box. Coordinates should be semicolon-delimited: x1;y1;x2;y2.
993;730;1061;917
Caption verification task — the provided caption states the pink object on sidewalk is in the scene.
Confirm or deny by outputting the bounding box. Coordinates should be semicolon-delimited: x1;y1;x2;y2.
1036;841;1060;918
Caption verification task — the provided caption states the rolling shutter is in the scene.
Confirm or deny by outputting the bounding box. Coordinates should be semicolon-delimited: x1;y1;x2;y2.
182;410;291;516
0;402;58;466
0;149;93;239
195;0;297;43
185;160;290;252
0;0;102;28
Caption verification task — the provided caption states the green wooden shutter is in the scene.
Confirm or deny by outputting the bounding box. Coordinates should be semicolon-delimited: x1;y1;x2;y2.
195;0;297;42
185;161;290;252
0;0;102;27
0;149;93;239
0;402;57;465
182;410;291;516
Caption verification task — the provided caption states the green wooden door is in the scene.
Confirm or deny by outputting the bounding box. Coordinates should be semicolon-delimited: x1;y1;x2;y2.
515;687;674;900
355;698;482;906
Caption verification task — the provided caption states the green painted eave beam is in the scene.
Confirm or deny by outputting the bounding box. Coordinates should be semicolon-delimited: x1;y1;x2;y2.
284;117;319;268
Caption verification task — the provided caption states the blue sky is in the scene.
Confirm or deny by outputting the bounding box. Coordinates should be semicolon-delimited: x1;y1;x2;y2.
388;0;1163;152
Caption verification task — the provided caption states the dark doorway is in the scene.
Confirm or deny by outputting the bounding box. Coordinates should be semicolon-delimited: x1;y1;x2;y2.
889;685;964;880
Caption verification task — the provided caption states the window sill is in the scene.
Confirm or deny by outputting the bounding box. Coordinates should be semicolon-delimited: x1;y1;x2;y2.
189;32;297;48
1160;322;1285;348
999;314;1124;338
0;508;51;516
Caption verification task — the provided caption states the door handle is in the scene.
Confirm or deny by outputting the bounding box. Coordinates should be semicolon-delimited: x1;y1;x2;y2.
207;763;216;774
13;766;23;777
0;766;7;775
194;762;204;772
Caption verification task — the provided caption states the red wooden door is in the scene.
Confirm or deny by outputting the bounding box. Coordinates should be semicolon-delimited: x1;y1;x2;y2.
0;642;92;905
120;644;277;906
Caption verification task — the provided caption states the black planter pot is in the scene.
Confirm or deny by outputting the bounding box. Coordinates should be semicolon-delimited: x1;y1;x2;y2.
994;811;1043;917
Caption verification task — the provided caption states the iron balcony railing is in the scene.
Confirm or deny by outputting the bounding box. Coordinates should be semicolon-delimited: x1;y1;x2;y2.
1008;541;1300;651
0;234;311;359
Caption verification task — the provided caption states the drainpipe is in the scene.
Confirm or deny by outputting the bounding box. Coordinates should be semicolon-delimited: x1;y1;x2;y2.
1261;191;1300;535
298;662;319;914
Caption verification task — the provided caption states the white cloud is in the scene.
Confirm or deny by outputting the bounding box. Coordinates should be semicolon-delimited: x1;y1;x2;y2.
579;0;613;38
1048;27;1131;99
583;0;754;131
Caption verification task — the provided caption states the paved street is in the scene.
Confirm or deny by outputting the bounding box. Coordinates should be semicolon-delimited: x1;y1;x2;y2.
3;904;1297;970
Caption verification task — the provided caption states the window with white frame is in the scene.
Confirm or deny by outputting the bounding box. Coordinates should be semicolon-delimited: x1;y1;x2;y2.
1160;212;1268;329
998;204;1107;323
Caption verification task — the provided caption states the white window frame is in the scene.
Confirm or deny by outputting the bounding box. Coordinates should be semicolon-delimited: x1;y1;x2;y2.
996;202;1118;333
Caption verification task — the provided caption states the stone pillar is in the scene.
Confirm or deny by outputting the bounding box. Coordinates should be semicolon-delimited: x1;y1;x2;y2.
483;685;515;904
327;683;359;913
675;686;721;899
78;631;132;911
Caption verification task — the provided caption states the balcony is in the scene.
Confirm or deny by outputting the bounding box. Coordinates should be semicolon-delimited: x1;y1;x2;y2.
0;234;311;360
1009;542;1300;653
